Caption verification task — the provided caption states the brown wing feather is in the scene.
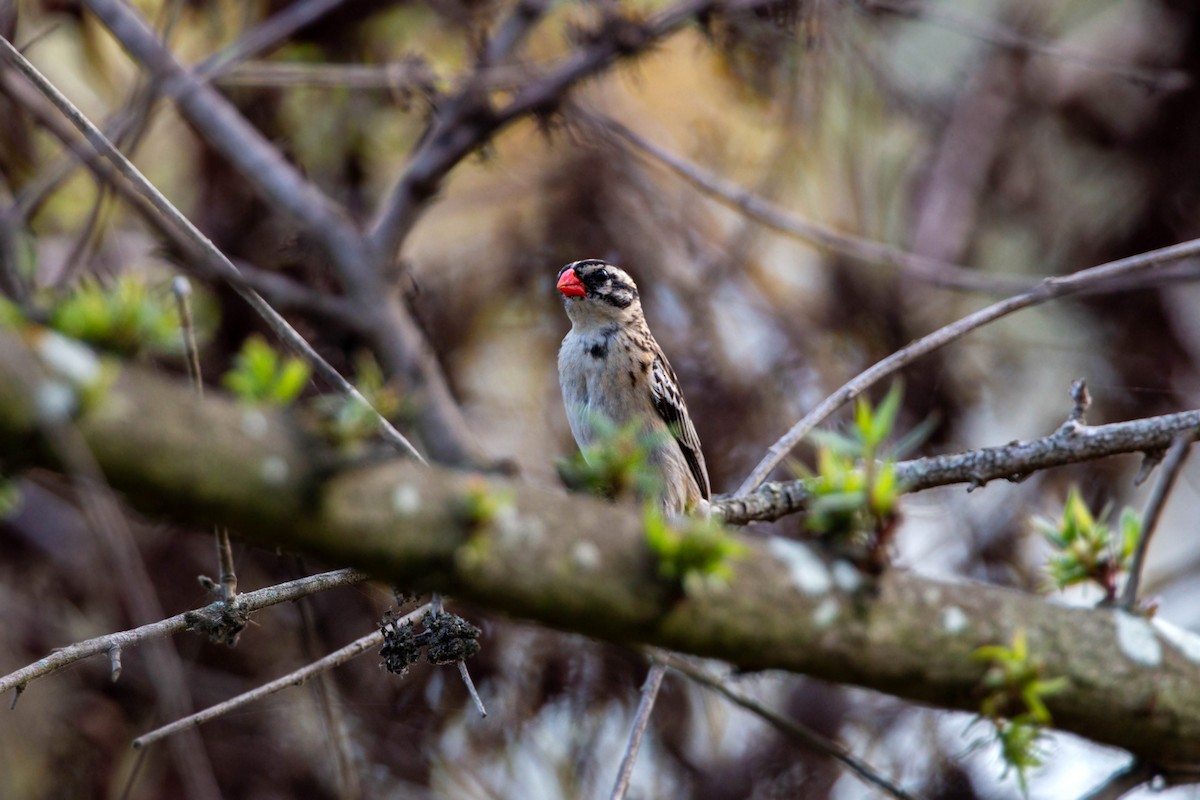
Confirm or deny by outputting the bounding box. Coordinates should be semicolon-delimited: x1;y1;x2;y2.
650;353;711;500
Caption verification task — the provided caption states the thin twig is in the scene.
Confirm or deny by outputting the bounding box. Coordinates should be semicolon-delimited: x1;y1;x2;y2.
654;652;922;800
457;661;487;718
172;276;239;605
133;603;429;749
585;111;1029;295
1120;434;1195;610
431;592;488;717
172;277;203;394
735;235;1200;495
0;35;427;463
0;568;366;697
608;663;666;800
198;0;354;78
217;60;452;90
290;557;361;799
717;407;1200;526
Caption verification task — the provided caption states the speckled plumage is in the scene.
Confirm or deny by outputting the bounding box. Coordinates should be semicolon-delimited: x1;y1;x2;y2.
556;260;709;514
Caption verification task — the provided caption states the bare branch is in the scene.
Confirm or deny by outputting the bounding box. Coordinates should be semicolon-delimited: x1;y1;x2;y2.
735;235;1200;495
654;652;921;800
0;568;365;698
217;59;448;91
134;603;428;749
173;277;240;605
608;663;666;800
1119;434;1195;610
585;111;1029;295
718;407;1200;526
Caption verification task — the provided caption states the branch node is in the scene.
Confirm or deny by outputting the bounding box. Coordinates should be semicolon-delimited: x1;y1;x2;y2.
184;600;249;648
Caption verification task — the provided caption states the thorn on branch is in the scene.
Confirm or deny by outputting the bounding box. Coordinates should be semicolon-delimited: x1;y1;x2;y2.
1133;448;1166;487
10;684;23;710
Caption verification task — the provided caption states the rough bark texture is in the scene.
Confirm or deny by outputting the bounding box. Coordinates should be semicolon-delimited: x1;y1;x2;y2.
3;328;1200;767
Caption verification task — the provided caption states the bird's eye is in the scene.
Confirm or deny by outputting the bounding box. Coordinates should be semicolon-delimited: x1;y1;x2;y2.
595;268;609;281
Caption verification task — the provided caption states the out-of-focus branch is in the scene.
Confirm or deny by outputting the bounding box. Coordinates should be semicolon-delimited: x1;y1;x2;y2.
4;330;1200;766
608;663;666;800
717;407;1200;526
585;111;1029;295
1120;434;1194;609
80;0;373;285
216;59;450;91
907;46;1019;267
0;34;426;463
735;235;1200;494
860;0;1190;92
18;0;355;221
0;569;366;698
368;0;776;260
654;652;920;800
78;0;486;466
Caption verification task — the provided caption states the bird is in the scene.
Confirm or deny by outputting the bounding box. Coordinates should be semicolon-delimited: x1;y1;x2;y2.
556;259;710;515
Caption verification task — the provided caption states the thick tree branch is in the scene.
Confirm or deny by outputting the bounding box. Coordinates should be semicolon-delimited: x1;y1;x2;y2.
3;330;1200;767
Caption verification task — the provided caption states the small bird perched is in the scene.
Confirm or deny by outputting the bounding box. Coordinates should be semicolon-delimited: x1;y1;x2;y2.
556;259;710;515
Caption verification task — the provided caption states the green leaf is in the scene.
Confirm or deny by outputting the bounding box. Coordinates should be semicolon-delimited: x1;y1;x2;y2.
48;275;182;356
222;335;311;405
868;381;904;447
644;505;746;592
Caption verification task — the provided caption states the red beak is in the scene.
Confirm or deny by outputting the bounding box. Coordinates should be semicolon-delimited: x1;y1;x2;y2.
556;268;586;298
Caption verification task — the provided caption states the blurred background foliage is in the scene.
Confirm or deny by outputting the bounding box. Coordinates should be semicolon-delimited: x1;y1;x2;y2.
2;0;1200;797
